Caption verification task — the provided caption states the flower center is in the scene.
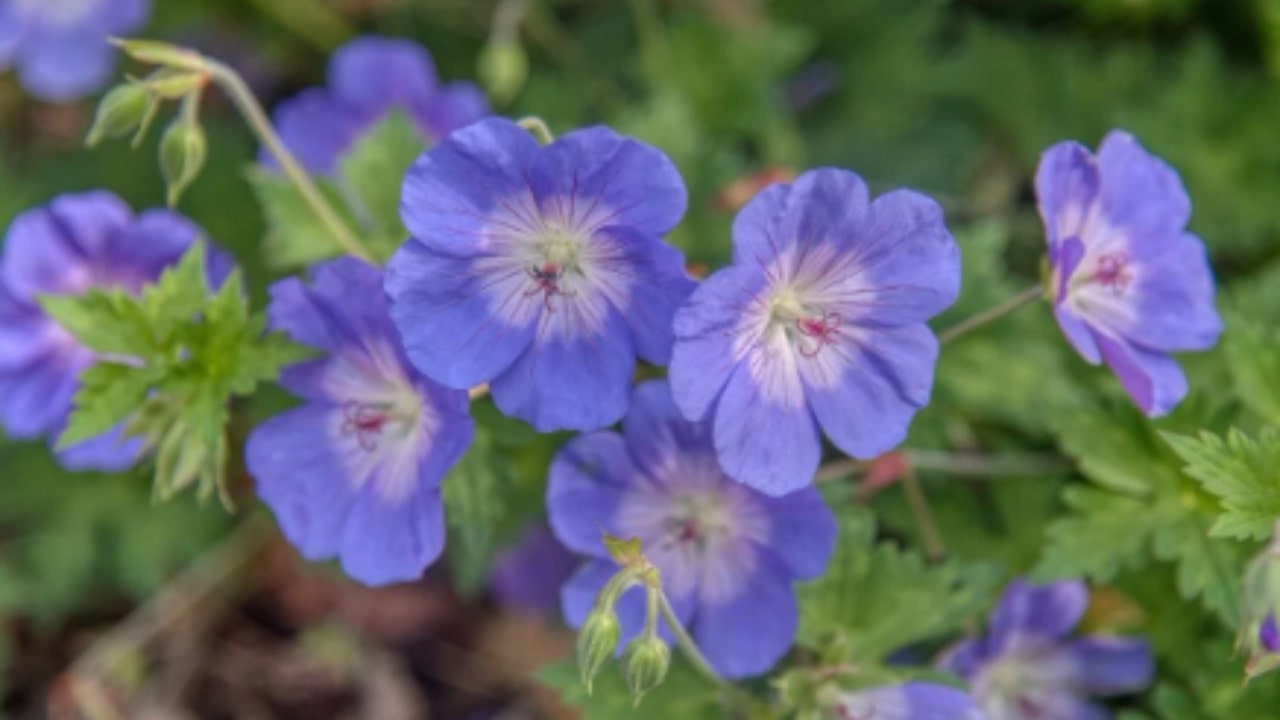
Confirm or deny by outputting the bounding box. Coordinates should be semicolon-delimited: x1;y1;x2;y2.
769;289;842;359
523;228;586;312
1091;251;1132;295
660;493;731;552
339;399;417;453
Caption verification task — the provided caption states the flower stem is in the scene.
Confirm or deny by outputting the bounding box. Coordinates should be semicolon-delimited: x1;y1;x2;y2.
517;115;555;145
658;591;725;688
937;283;1044;345
902;467;946;562
199;57;375;263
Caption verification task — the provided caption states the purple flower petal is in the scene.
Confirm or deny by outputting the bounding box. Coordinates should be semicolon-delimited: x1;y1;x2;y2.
1097;130;1191;244
990;578;1088;649
595;225;695;365
0;353;82;439
2;192;129;300
1094;331;1188;418
528;125;688;238
399;117;540;257
670;266;766;421
690;555;797;678
1121;232;1222;353
328;36;438;112
1069;636;1154;697
268;89;368;175
490;523;577;617
855;189;961;325
1036;141;1100;251
339;485;446;586
413;83;490;140
546;432;634;557
836;682;983;720
756;487;836;580
713;359;821;496
805;323;938;460
491;307;636;432
57;424;143;472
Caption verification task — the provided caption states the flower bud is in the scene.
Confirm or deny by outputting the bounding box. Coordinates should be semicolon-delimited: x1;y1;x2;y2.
1241;540;1280;679
478;39;528;106
620;635;670;707
147;71;206;100
111;38;207;72
576;607;621;693
86;84;150;147
159;114;207;206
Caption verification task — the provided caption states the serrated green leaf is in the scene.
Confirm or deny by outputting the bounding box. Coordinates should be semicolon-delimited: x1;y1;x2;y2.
58;363;155;447
1033;485;1161;583
1053;405;1178;496
1224;316;1280;425
796;506;999;662
1164;429;1280;541
1152;511;1244;628
39;289;153;356
140;237;209;345
337;109;424;258
248;169;356;269
536;657;722;720
442;430;510;595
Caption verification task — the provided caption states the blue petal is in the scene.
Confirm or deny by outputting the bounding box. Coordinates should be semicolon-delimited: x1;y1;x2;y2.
270;257;394;356
690;555;797;678
1036;140;1100;250
269;88;368;175
491;306;635;432
2;192;127;300
56;424;142;472
622;380;713;476
546;432;634;557
400;117;539;257
804;323;938;460
1123;232;1222;353
0;353;80;439
1069;637;1154;696
412;83;490;140
385;241;535;389
339;485;446;586
329;36;438;112
17;27;115;102
596;225;695;365
837;683;982;720
670;266;766;421
1097;130;1191;246
756;487;836;580
713;360;821;496
990;578;1087;649
854;189;960;325
528;125;687;237
731;169;872;270
1094;331;1188;418
247;405;357;561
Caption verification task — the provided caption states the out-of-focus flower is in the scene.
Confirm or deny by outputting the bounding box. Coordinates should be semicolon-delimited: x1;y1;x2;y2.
547;380;836;678
940;578;1153;720
670;168;959;496
386;117;695;432
490;521;577;618
246;258;474;587
0;0;150;102
0;190;225;470
1037;130;1221;417
268;36;489;175
826;682;984;720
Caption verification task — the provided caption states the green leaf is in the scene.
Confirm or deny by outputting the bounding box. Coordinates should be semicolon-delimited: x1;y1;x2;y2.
337;109;425;258
442;430;510;595
1034;485;1163;583
39;289;153;356
796;506;999;663
536;657;722;720
1151;511;1244;628
248;169;355;269
140;241;211;346
1164;429;1280;541
1224;316;1280;425
58;363;155;447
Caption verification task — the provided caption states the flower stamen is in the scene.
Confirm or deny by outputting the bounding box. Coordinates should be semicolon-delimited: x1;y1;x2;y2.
795;311;842;358
340;401;392;452
1093;251;1132;295
523;262;575;312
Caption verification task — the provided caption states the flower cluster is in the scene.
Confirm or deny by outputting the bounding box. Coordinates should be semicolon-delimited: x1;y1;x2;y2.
0;0;150;101
0;190;226;470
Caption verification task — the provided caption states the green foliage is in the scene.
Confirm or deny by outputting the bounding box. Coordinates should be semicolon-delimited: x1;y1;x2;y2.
536;657;722;720
248;169;356;269
40;244;310;503
1223;315;1280;426
796;505;999;664
1165;428;1280;541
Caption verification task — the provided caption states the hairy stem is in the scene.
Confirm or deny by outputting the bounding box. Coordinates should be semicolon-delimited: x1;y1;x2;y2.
902;467;947;562
200;57;375;263
937;284;1044;345
658;592;724;687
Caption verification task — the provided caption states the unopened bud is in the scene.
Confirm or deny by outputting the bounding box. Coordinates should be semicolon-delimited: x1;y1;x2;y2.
147;71;206;100
478;40;528;106
159;115;207;206
86;84;150;147
111;38;207;72
576;607;620;694
620;635;669;707
1241;538;1280;679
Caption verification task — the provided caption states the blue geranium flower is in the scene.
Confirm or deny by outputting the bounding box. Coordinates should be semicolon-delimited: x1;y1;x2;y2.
669;168;959;496
0;0;150;102
0;190;227;470
269;36;490;175
546;380;836;678
386;117;695;432
490;521;578;619
1038;131;1221;417
940;578;1153;720
828;682;984;720
246;258;474;587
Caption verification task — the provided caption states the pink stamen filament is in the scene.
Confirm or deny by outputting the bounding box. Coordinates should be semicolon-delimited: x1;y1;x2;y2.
341;401;391;452
1093;252;1132;295
523;262;575;312
795;311;842;358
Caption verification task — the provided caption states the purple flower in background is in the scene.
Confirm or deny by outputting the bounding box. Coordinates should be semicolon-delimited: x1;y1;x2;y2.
0;0;149;102
547;380;836;678
247;258;474;586
269;36;490;175
828;682;984;720
940;578;1153;720
1037;130;1221;417
490;522;577;619
0;190;224;470
669;168;959;496
386;118;695;432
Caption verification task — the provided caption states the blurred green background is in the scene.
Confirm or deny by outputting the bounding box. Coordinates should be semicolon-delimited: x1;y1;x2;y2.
3;0;1280;717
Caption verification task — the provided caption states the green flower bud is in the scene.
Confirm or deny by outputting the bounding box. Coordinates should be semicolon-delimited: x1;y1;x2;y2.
576;607;621;694
1241;540;1280;679
86;84;150;147
111;38;207;72
478;39;528;106
147;71;206;101
159;114;207;206
620;635;670;707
